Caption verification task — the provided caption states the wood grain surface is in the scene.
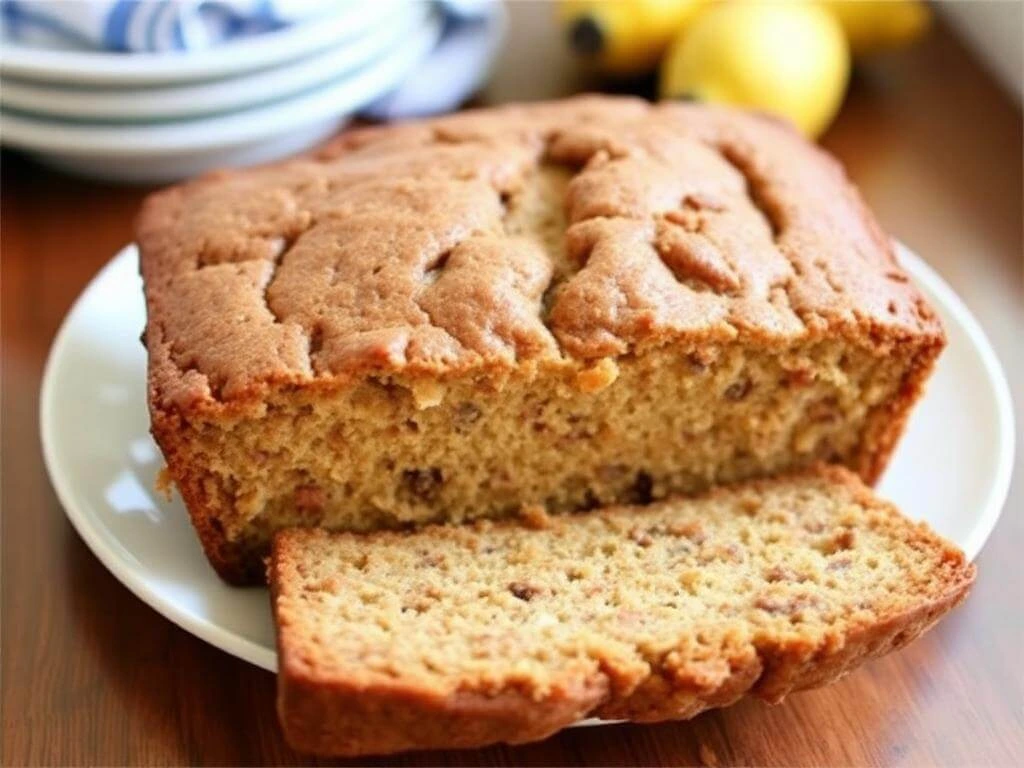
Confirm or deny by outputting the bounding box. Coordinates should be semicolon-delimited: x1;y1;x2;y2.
2;7;1022;766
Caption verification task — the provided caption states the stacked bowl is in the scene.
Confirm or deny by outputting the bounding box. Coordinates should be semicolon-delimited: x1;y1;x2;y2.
0;1;463;182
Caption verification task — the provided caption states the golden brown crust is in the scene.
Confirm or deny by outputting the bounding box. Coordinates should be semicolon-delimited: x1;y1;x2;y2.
270;467;974;757
277;673;608;756
138;96;943;415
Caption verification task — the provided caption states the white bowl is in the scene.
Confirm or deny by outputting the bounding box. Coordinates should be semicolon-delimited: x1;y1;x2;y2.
0;12;442;183
21;119;347;184
0;2;427;122
0;0;406;86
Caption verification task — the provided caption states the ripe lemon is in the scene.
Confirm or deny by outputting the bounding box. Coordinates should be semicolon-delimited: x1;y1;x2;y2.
660;1;851;138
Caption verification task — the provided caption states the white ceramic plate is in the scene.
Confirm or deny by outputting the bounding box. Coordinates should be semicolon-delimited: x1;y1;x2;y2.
41;243;1015;675
0;3;427;121
0;0;404;86
0;13;441;183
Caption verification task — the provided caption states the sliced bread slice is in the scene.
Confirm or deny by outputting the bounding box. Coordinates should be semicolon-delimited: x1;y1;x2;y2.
270;465;974;757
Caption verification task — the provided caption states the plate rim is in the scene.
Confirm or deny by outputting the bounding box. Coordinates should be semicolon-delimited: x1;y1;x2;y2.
40;242;1016;676
39;245;278;670
0;1;404;86
891;243;1015;561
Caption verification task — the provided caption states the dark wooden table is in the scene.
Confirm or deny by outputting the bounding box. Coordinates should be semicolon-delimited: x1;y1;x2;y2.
3;8;1022;766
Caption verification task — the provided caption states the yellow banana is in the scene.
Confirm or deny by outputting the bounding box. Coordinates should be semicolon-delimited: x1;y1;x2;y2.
558;0;708;76
821;0;931;57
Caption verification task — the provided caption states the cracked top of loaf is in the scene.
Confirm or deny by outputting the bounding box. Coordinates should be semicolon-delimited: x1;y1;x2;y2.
137;96;942;411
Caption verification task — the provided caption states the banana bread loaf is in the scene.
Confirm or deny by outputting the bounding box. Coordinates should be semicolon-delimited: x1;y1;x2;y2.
138;96;944;583
270;466;974;756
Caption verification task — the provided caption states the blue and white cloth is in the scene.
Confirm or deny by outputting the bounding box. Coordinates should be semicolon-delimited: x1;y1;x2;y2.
1;1;342;52
0;1;503;118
